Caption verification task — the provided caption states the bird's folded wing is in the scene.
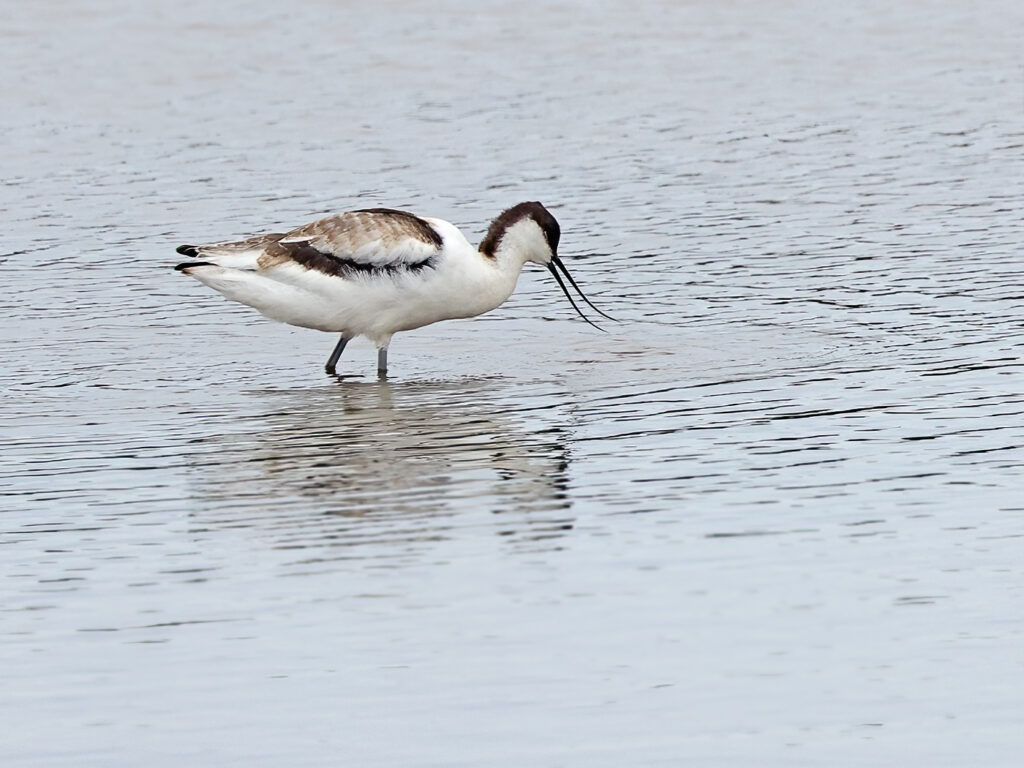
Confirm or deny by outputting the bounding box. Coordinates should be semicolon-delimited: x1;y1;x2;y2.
265;209;444;276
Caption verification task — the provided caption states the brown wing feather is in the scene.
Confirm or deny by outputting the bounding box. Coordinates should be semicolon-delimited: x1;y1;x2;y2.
278;210;441;260
258;209;444;276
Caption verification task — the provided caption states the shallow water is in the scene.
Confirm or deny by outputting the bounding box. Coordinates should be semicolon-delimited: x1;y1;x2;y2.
3;1;1024;765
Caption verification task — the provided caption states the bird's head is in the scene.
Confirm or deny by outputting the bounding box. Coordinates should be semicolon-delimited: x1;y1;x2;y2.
480;201;615;330
479;201;560;267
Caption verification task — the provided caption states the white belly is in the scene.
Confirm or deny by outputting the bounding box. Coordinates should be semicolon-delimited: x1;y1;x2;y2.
188;257;515;345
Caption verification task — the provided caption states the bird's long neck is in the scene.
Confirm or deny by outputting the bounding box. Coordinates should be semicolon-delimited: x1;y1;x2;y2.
481;240;529;276
445;237;526;320
466;214;551;315
479;219;537;276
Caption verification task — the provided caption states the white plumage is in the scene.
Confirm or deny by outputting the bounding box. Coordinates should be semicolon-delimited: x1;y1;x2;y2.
175;201;611;375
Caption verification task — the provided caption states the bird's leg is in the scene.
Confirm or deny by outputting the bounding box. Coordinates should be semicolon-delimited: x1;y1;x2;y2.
325;336;349;374
377;347;388;378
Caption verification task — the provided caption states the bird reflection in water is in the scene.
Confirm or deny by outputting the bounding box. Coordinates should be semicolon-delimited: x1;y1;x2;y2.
182;377;574;560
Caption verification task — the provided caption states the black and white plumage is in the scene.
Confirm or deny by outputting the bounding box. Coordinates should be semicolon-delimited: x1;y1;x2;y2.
175;201;612;375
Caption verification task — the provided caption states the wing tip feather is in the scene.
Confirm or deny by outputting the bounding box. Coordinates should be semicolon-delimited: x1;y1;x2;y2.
175;261;214;272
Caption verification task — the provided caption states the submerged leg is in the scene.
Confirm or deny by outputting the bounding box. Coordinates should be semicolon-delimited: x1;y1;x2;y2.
325;336;350;374
377;347;388;378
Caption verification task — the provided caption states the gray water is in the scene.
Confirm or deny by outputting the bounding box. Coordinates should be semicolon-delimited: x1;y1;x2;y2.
3;1;1023;765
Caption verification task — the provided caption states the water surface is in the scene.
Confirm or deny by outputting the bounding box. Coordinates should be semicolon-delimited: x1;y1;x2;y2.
3;1;1023;765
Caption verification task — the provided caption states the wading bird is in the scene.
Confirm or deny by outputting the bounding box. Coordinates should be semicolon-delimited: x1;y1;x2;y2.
175;201;612;376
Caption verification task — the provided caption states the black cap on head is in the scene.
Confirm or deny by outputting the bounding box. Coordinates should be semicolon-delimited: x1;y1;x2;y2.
480;201;559;257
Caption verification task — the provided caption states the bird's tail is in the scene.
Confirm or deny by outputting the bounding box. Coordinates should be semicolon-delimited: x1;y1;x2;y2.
174;233;286;272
